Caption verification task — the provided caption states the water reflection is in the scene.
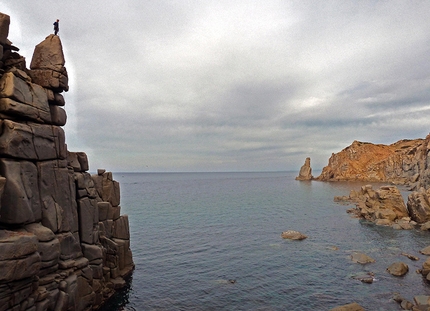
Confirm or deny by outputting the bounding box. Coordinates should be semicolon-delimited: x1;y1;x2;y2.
98;275;135;311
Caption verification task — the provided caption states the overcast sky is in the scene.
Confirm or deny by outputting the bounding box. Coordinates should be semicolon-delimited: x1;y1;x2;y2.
1;1;430;172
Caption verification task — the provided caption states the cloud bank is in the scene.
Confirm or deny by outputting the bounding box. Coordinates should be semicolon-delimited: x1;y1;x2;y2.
1;0;430;172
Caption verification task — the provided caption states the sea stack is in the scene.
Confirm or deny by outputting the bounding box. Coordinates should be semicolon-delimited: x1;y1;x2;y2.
0;12;134;311
295;157;313;181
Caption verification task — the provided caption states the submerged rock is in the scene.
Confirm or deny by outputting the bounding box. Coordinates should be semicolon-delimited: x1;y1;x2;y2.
329;302;365;311
281;230;307;240
350;252;375;264
351;272;375;284
401;252;419;261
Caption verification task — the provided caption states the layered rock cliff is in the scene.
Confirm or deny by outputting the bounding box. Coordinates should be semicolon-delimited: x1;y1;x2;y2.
0;13;134;311
315;135;430;190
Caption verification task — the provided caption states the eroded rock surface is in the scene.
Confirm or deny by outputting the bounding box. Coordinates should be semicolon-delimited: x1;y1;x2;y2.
336;184;413;227
350;252;375;264
0;13;134;311
281;230;307;240
387;262;409;276
316;136;430;190
295;157;313;181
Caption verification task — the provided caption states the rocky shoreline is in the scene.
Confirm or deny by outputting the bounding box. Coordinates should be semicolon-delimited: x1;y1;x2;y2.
0;13;134;310
296;133;430;310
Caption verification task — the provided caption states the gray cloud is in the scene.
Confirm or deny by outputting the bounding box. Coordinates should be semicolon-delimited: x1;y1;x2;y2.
1;0;430;172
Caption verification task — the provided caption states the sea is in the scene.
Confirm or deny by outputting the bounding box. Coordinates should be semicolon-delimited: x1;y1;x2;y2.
99;171;430;311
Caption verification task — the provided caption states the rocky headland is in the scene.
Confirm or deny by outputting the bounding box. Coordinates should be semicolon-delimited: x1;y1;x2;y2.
0;13;133;311
298;133;430;309
314;135;430;190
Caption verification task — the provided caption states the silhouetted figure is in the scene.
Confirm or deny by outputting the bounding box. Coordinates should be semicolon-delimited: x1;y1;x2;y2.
53;19;59;35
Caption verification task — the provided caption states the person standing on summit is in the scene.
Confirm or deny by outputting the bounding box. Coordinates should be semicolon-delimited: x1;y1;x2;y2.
53;19;59;35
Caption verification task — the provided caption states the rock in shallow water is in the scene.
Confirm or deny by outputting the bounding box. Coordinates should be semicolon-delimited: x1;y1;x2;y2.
329;302;365;311
281;230;307;240
387;262;409;276
350;252;375;264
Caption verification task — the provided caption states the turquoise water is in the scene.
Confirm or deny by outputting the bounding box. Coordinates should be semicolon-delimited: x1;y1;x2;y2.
102;172;430;310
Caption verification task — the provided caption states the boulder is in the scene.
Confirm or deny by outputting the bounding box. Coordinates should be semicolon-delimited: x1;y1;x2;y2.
420;246;430;256
29;34;69;92
295;157;313;180
414;295;430;306
420;221;430;230
351;252;375;264
407;188;430;223
30;34;65;71
281;230;307;240
0;13;10;45
421;257;430;277
387;262;409;276
400;299;414;310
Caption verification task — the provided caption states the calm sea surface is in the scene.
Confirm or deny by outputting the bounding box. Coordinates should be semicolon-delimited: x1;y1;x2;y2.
100;171;430;311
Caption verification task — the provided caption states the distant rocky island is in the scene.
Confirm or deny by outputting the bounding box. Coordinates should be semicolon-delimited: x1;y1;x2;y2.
0;12;133;311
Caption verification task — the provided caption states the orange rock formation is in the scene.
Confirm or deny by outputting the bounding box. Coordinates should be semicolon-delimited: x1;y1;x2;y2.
316;134;430;190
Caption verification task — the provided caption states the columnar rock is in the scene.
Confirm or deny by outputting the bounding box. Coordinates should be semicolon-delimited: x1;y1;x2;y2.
0;12;133;311
295;157;313;180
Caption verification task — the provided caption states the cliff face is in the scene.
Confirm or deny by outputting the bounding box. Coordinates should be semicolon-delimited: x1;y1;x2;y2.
316;135;430;190
0;13;133;311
